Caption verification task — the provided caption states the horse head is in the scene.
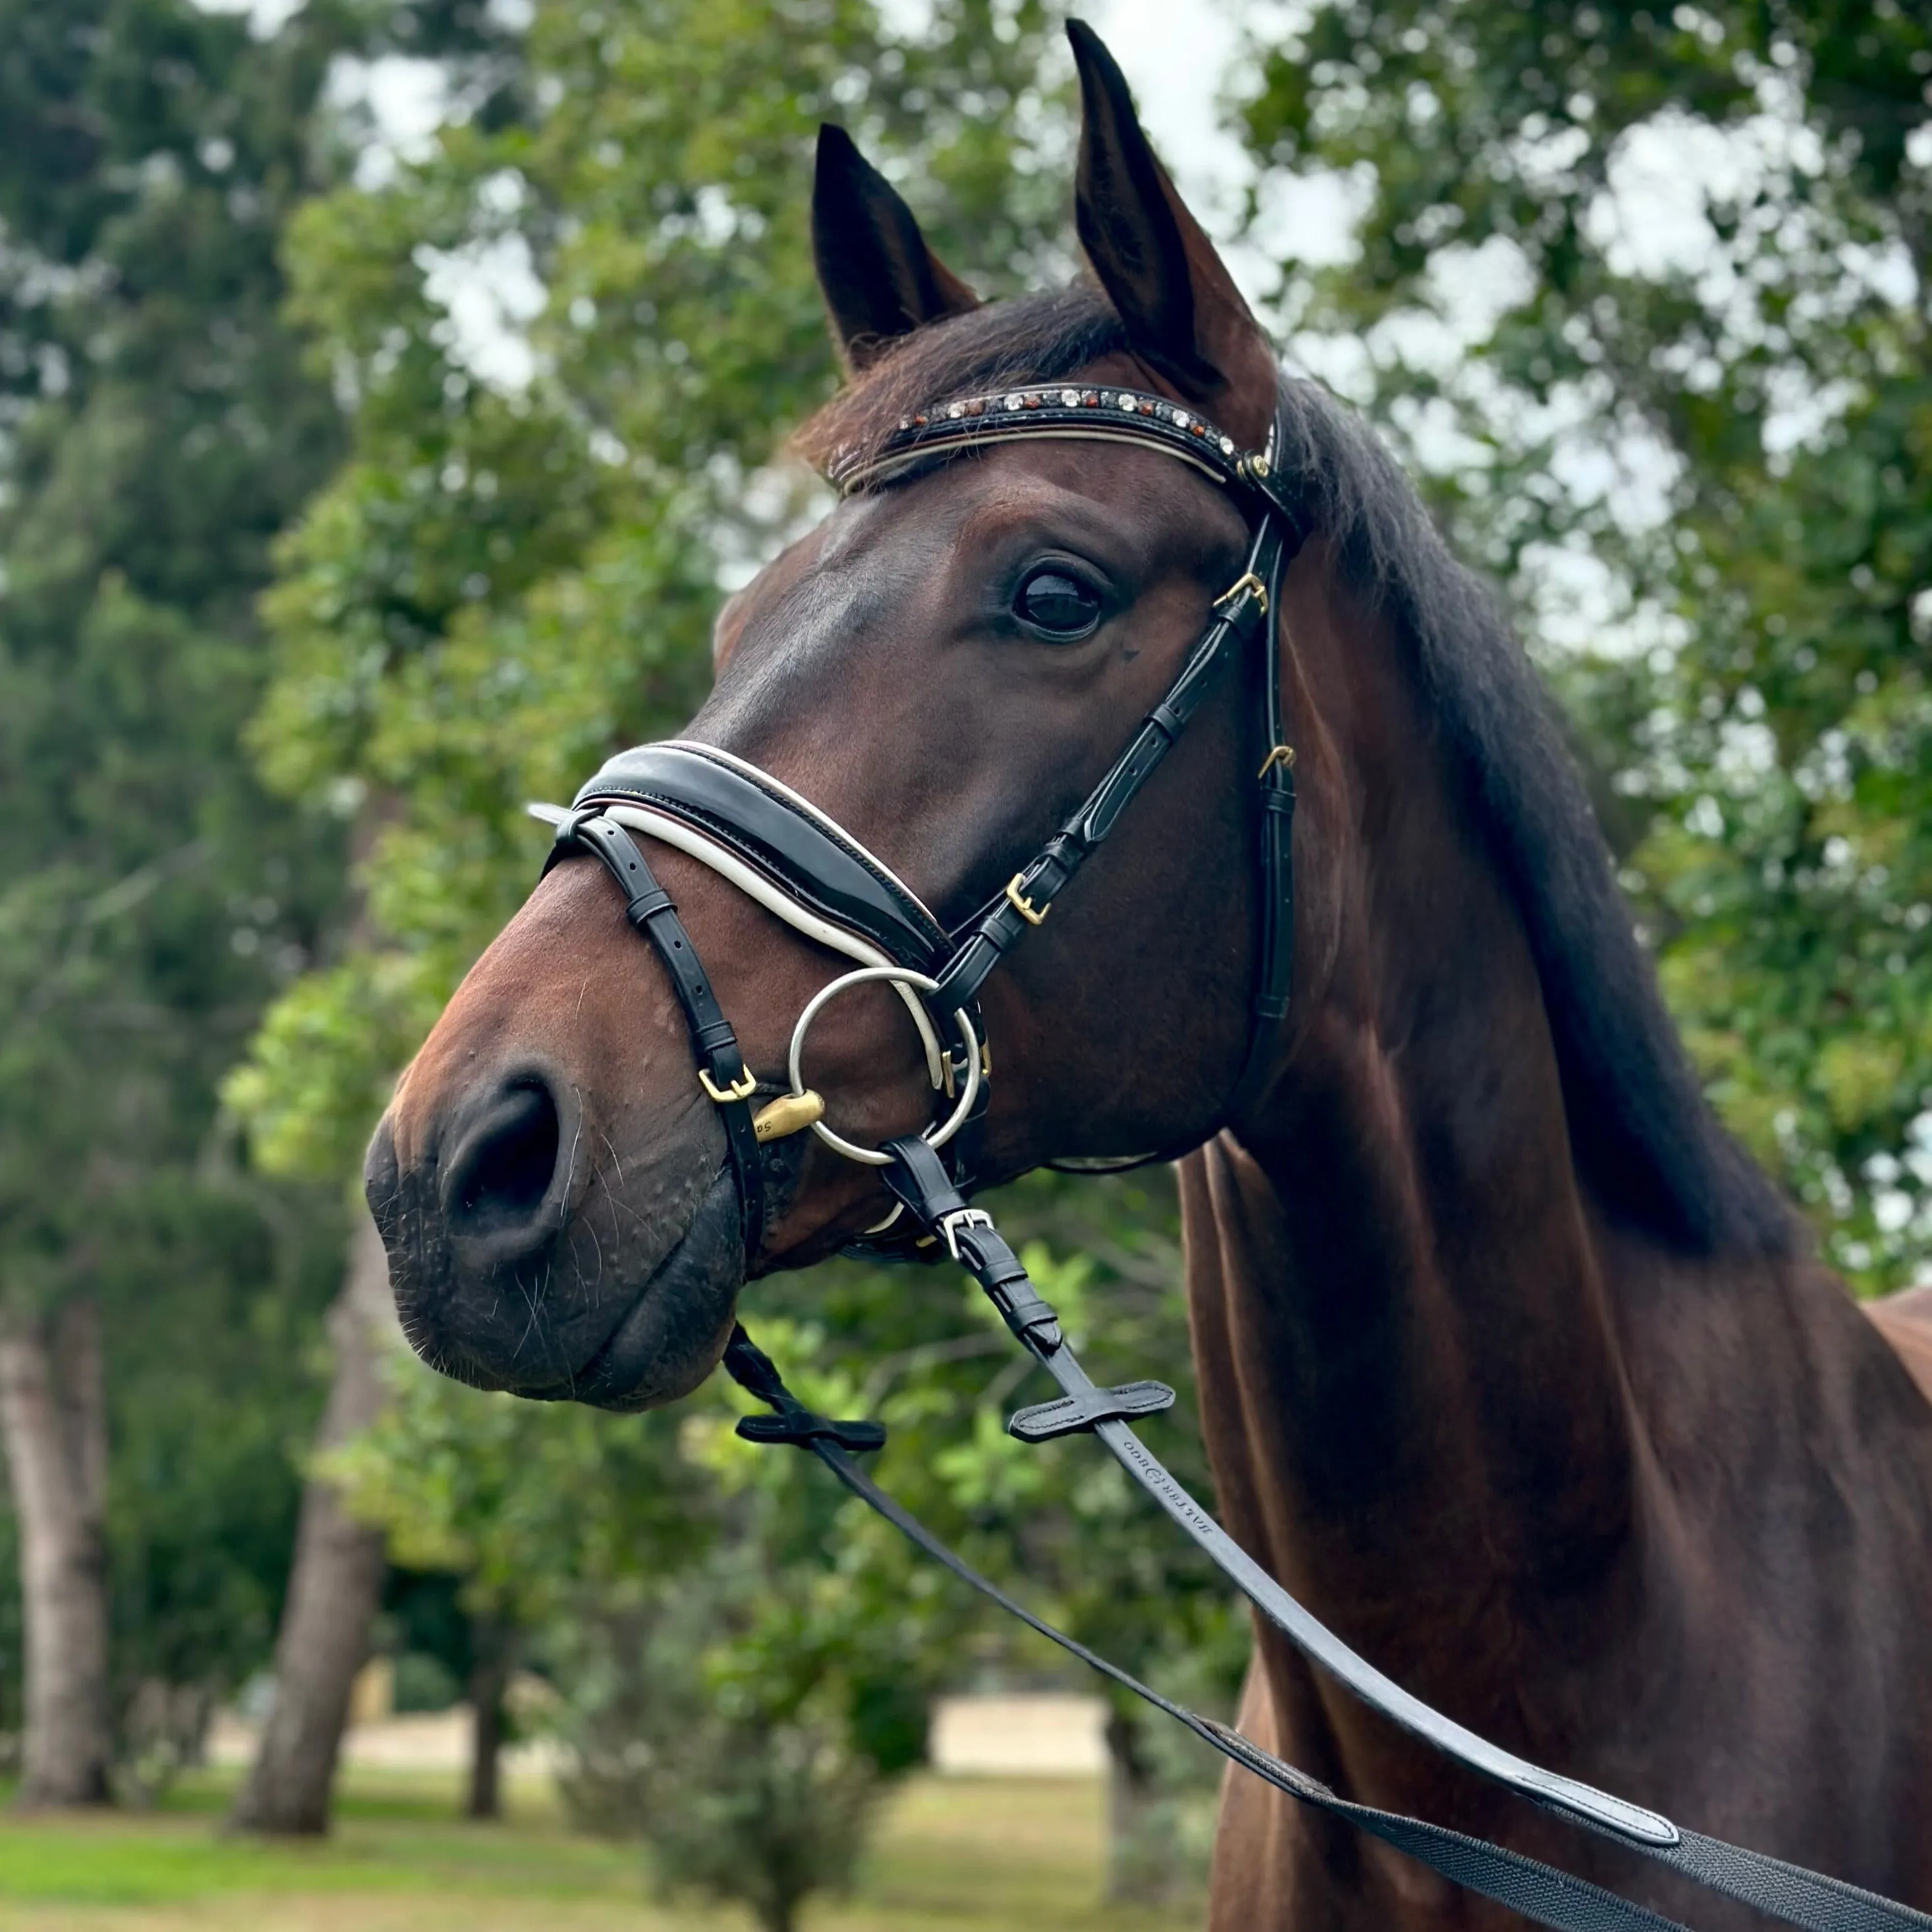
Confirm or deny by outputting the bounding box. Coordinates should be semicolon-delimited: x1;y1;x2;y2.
365;24;1307;1408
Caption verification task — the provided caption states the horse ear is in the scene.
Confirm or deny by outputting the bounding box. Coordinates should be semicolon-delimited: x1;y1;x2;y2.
812;124;980;372
1068;20;1275;443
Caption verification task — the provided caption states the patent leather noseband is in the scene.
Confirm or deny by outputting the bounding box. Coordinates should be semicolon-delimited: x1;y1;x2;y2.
529;381;1932;1932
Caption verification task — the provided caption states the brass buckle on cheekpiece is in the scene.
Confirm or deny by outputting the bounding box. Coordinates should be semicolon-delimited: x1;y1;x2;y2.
1004;874;1050;926
1215;570;1268;616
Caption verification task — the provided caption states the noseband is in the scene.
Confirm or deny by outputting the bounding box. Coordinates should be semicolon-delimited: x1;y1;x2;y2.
531;384;1929;1932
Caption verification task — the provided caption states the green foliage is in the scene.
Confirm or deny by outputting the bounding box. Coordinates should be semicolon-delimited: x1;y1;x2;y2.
1243;0;1932;1288
748;1174;1245;1894
221;953;445;1181
337;1346;947;1929
555;1546;891;1932
0;0;355;1300
336;1176;1241;1900
0;0;480;1785
100;1175;339;1711
329;1360;710;1625
389;1647;463;1715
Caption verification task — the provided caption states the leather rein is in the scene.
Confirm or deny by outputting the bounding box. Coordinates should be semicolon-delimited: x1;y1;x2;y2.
532;382;1930;1932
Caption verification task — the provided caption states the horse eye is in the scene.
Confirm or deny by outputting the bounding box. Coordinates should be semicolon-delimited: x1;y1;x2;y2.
1015;568;1102;640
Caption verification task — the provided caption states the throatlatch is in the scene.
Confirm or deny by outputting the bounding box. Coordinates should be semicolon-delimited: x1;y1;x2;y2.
539;379;1932;1932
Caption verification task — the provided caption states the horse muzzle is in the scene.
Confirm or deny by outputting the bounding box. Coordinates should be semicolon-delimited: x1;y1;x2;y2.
364;1062;744;1409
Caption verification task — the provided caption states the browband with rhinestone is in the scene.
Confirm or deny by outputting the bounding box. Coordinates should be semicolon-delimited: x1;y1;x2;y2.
830;383;1307;532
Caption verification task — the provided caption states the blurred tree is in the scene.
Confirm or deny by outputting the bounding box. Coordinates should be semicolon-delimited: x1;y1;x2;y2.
380;1569;513;1818
226;1211;396;1833
98;1174;343;1802
0;0;357;1804
1241;0;1931;1290
563;1555;891;1932
335;1177;1245;1896
334;1355;925;1929
330;1348;716;1825
203;1;530;1840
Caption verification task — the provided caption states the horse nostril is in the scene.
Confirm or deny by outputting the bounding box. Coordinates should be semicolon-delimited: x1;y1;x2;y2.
443;1079;563;1239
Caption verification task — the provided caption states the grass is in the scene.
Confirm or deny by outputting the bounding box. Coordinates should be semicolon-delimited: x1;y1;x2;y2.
0;1767;1199;1931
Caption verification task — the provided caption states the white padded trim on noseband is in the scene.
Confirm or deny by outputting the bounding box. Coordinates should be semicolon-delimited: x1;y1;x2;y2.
662;740;948;930
530;799;947;1090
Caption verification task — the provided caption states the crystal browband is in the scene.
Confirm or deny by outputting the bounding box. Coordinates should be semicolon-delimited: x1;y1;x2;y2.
830;384;1305;532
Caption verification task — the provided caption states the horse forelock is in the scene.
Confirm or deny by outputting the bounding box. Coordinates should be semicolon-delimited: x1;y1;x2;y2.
792;286;1133;480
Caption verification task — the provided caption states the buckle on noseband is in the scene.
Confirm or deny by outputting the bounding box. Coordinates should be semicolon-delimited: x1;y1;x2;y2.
1004;874;1050;926
697;1065;758;1105
1257;743;1295;780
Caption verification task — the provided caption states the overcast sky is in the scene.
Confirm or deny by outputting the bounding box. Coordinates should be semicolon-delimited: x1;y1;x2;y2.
1088;0;1255;219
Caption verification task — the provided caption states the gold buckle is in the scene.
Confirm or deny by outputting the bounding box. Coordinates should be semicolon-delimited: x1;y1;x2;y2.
942;1042;993;1100
1004;874;1049;926
697;1066;758;1106
1257;743;1295;780
1215;571;1268;616
752;1090;824;1142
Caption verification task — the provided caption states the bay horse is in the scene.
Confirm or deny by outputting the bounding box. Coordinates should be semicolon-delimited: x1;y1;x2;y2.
364;23;1932;1927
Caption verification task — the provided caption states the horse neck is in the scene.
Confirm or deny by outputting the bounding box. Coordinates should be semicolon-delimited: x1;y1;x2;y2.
1187;550;1670;1769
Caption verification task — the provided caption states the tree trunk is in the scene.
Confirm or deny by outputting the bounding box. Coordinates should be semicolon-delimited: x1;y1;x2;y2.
0;1299;113;1807
465;1619;513;1821
228;1211;394;1835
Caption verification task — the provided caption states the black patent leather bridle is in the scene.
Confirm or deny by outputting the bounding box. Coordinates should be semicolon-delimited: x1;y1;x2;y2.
534;382;1930;1932
536;382;1302;1259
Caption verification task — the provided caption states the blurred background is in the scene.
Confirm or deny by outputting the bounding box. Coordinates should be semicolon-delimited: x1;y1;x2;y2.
0;0;1925;1926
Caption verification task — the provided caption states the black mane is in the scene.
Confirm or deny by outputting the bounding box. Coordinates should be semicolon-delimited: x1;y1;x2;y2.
797;291;1793;1257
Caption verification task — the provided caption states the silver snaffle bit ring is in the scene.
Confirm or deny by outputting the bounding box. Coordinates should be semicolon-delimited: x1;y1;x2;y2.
787;965;980;1168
